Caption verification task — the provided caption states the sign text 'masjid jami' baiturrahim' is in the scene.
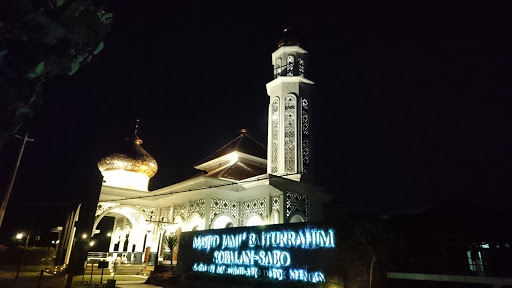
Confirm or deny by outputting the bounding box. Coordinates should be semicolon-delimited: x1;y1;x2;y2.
189;226;336;283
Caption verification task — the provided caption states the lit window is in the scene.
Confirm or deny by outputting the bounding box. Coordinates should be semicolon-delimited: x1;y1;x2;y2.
467;250;485;275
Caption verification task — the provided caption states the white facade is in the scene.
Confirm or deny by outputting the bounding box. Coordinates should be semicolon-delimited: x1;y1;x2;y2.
90;38;332;264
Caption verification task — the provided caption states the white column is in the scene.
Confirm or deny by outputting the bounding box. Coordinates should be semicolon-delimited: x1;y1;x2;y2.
108;236;116;253
118;234;126;253
204;196;212;229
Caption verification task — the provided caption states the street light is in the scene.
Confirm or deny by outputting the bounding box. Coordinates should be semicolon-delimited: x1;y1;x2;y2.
14;231;30;282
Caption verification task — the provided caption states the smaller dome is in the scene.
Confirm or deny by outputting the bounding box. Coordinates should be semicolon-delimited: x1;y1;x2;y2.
98;136;158;178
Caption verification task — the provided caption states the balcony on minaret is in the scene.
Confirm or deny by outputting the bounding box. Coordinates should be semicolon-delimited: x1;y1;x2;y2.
274;57;306;79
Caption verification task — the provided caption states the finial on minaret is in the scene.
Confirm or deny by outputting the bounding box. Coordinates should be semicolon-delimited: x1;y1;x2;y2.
277;27;300;48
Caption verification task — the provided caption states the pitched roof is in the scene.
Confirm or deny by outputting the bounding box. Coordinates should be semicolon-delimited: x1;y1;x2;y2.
195;129;267;167
205;160;267;181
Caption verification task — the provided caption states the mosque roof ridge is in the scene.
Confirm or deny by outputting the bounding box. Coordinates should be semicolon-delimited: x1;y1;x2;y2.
194;129;267;167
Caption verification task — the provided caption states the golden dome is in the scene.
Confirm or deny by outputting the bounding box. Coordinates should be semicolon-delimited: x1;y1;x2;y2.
98;136;158;178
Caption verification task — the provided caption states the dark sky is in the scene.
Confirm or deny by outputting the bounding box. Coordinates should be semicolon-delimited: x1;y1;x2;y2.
1;0;512;243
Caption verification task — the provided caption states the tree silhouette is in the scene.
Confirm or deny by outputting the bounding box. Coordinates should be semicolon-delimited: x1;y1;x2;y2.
0;0;112;148
164;232;180;273
343;222;390;288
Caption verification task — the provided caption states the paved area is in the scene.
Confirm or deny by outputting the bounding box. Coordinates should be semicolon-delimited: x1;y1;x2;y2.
116;284;157;288
0;270;153;288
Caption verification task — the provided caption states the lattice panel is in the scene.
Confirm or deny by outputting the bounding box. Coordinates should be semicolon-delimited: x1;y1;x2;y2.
302;98;309;110
241;198;267;225
302;111;310;136
113;217;132;233
210;198;239;225
127;209;142;225
136;206;158;219
159;206;172;223
299;58;305;77
284;95;296;172
303;139;310;164
286;191;309;221
271;98;279;174
287;55;294;76
271;195;280;212
302;98;310;174
276;58;282;78
95;202;119;217
188;198;205;219
173;202;187;221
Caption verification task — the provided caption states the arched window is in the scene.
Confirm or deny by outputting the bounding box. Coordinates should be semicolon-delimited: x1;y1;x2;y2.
245;215;264;226
286;55;295;76
271;210;280;224
211;215;236;229
276;58;282;78
188;214;204;231
270;98;279;174
284;95;296;173
290;214;305;223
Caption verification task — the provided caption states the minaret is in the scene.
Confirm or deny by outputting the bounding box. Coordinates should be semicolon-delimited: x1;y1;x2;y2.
266;28;314;181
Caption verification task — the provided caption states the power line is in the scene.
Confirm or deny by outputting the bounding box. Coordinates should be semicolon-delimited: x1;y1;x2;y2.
0;132;34;228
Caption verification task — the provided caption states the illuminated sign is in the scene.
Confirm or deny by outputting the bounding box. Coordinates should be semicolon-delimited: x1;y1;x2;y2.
178;224;337;283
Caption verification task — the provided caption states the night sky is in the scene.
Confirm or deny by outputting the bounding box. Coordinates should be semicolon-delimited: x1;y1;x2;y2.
1;0;511;243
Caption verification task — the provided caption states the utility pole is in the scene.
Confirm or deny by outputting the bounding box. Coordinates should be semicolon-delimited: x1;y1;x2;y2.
0;132;34;228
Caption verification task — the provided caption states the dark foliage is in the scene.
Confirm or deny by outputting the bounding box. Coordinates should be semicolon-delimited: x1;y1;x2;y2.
0;0;112;148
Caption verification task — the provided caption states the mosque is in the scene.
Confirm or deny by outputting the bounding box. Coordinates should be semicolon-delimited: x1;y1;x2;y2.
66;31;332;266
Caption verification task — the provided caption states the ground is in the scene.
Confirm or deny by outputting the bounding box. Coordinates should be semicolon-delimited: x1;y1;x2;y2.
0;270;150;288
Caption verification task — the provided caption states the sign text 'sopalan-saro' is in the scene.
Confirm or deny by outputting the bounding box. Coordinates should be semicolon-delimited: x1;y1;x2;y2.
191;227;336;283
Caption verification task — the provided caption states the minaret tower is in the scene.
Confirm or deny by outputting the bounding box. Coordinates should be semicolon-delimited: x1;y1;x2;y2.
266;28;314;181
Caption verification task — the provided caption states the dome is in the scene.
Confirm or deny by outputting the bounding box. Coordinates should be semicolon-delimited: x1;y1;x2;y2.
98;136;158;178
277;27;300;48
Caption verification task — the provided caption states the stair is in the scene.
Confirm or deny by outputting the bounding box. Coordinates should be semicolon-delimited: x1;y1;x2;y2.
84;263;148;275
139;265;154;276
